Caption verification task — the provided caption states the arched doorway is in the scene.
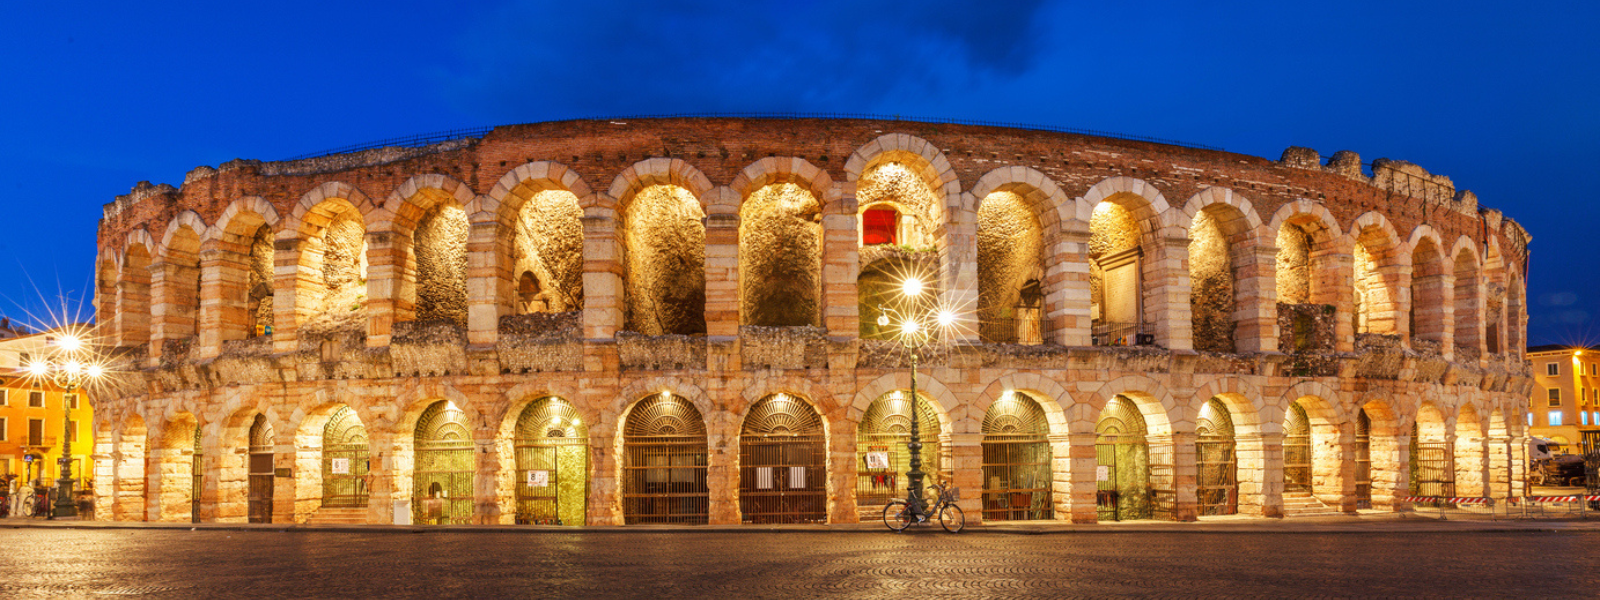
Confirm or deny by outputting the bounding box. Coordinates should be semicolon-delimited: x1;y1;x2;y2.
1096;395;1151;521
622;393;708;524
413;400;474;525
190;425;202;523
739;394;826;524
322;406;369;509
1284;402;1312;494
1410;412;1454;499
247;414;274;523
855;392;943;512
1196;398;1238;516
1355;410;1372;509
981;392;1052;521
514;397;588;525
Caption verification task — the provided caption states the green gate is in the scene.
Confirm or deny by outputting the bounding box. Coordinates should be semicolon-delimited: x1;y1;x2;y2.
739;394;827;524
322;406;370;509
1410;422;1454;499
855;392;943;509
1284;402;1312;494
981;392;1052;521
1096;395;1151;521
413;401;474;525
514;397;588;526
1196;398;1237;516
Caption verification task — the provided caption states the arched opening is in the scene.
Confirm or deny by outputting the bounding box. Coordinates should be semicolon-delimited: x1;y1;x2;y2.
1274;217;1340;354
1352;226;1400;337
96;257;117;328
294;199;367;332
413;400;474;525
119;244;153;346
977;192;1045;344
158;224;203;349
1195;398;1238;516
1487;407;1511;498
511;189;585;315
1409;237;1447;349
1355;409;1372;508
739;393;826;524
321;406;370;509
622;393;709;524
1483;243;1505;355
1452;248;1481;359
1096;395;1151;521
1410;405;1453;499
857;255;938;340
855;391;944;512
1189;206;1250;353
190;424;203;522
153;415;199;522
740;183;822;327
1090;200;1144;345
114;416;148;521
1454;405;1485;497
856;162;935;250
247;414;274;523
1284;402;1312;494
410;202;469;325
514;397;588;525
624;185;706;335
213;210;276;346
980;391;1052;521
245;225;275;337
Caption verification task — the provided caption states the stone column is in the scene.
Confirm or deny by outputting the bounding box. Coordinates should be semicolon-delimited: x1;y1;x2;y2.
1372;260;1410;340
148;260;198;365
1486;435;1511;499
706;414;740;525
1250;431;1283;518
196;249;229;360
581;212;624;372
586;430;621;526
474;434;504;524
364;229;408;348
271;237;308;354
272;441;297;524
368;431;403;525
828;417;859;524
940;194;979;344
820;184;859;341
1315;250;1354;353
1052;224;1092;346
949;433;984;525
1062;431;1098;523
1326;421;1357;512
1383;431;1412;511
1234;242;1279;353
113;445;145;521
291;432;323;523
465;218;503;347
1508;435;1527;498
92;434;116;521
1163;432;1197;521
703;209;741;341
1152;230;1193;351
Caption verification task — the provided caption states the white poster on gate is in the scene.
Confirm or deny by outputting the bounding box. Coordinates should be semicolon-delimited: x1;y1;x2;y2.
528;470;550;487
331;458;350;475
1096;466;1110;482
865;452;890;470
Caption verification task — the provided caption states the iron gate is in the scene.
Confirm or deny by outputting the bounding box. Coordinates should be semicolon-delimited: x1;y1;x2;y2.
855;392;943;508
1354;410;1372;509
623;394;709;524
740;394;826;524
1095;395;1151;521
190;425;202;523
1195;398;1237;516
1284;402;1312;494
1410;423;1454;499
246;414;274;524
515;397;588;525
413;401;475;525
322;406;370;508
980;393;1052;521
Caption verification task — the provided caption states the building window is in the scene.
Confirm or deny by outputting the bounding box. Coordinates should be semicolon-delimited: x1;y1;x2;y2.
66;394;78;409
28;391;43;407
0;416;6;441
1549;411;1563;427
1528;413;1534;427
27;418;43;446
0;389;7;406
1592;363;1597;376
1548;362;1560;376
861;207;899;246
1549;388;1562;406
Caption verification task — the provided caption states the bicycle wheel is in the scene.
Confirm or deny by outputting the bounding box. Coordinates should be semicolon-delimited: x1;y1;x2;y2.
939;504;965;533
882;500;913;532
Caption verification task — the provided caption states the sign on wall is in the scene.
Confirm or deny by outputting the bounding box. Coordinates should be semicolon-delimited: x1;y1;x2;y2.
330;458;350;475
527;470;550;487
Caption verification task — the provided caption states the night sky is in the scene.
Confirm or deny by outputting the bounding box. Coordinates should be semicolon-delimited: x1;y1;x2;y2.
2;1;1594;345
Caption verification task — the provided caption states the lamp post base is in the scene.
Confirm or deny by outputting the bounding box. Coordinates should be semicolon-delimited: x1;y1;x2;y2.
53;475;77;520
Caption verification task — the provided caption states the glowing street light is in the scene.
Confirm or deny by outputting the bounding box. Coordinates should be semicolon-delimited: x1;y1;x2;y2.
22;331;106;519
875;278;956;520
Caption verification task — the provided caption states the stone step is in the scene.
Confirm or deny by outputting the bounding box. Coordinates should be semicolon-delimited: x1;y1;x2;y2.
1281;493;1345;517
305;506;370;525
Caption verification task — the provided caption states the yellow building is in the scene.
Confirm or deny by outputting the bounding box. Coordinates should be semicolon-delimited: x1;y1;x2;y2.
1527;344;1600;449
0;328;96;488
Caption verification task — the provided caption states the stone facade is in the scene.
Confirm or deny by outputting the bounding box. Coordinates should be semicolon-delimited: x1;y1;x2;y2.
88;119;1533;525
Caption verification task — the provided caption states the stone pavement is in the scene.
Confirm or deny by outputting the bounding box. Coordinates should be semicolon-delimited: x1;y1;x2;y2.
1;516;1599;598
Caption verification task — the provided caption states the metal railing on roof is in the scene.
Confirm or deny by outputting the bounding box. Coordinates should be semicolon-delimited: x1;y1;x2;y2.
280;113;1224;161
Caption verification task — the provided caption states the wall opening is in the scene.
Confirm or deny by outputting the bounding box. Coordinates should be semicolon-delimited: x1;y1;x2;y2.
412;203;469;325
513;190;584;314
161;225;203;345
622;393;709;524
321;406;369;509
1453;249;1481;358
119;244;153;346
413;400;474;525
1195;398;1238;516
624;185;706;335
1188;209;1236;352
247;414;274;524
856;391;944;511
977;192;1044;344
514;397;587;525
1089;201;1143;345
296;200;367;333
980;392;1052;521
1096;395;1151;521
739;393;826;524
1409;237;1446;348
856;162;934;250
740;183;822;327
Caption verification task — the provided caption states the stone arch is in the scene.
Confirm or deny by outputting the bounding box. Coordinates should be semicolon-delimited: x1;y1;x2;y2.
1183;187;1269;353
1083;375;1178;436
382;174;479;326
844;133;960;220
611;160;710;336
1279;382;1345;508
205;197;280;349
607;158;715;213
610;376;718;433
1268;201;1346;352
1358;397;1404;510
1506;265;1525;359
1450;237;1484;359
481;162;592;319
737;167;825;328
215;399;285;522
153;213;207;355
971;168;1068;345
1189;377;1267;516
283;182;377;235
158;210;209;261
1406;225;1449;349
1081;177;1175;348
611;380;716;525
733;388;832;523
286;399;376;523
972;373;1071;436
281;183;374;338
1349;211;1405;337
490;380;594;524
848;372;958;430
118;230;156;347
731;157;838;213
95;249;119;333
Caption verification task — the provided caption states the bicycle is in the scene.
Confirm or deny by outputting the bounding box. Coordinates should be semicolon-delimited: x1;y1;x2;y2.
882;480;964;533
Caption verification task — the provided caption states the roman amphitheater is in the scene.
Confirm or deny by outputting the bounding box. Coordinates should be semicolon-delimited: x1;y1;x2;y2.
86;117;1533;526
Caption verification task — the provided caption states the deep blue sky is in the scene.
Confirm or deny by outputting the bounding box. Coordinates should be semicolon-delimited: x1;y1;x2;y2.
2;1;1595;345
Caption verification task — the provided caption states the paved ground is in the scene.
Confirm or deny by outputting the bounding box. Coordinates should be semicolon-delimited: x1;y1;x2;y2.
1;522;1598;598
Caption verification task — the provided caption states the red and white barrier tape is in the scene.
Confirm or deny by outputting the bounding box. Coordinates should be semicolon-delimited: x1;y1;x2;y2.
1402;496;1493;504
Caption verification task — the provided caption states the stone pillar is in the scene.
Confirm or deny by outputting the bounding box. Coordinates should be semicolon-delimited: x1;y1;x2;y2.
1371;260;1410;339
1062;432;1097;523
581;213;624;342
1455;431;1487;497
703;208;741;341
1317;250;1354;353
474;434;504;524
197;249;228;359
144;447;175;522
1153;230;1192;351
92;435;116;521
1052;224;1092;346
820;184;859;340
828;417;859;524
1486;435;1511;499
1326;421;1357;512
272;442;296;524
1384;431;1412;511
112;447;144;521
1251;431;1283;518
940;194;979;344
586;430;621;526
1164;432;1197;521
365;229;409;348
706;414;740;525
949;433;984;525
1508;435;1527;498
1234;242;1279;353
271;237;308;354
1442;426;1459;499
292;432;323;523
148;260;197;365
368;431;403;525
465;218;502;347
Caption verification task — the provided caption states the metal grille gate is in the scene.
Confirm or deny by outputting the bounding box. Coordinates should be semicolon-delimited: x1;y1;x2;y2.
1354;410;1372;509
740;394;826;524
413;401;474;525
1195;398;1238;516
855;393;943;509
322;406;370;508
1096;395;1151;521
191;425;202;523
623;394;709;524
1284;402;1312;494
1410;422;1454;499
515;397;588;525
246;414;274;524
981;393;1052;521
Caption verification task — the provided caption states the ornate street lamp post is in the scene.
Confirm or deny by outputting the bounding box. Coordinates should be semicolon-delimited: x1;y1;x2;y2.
876;276;954;516
25;333;104;519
